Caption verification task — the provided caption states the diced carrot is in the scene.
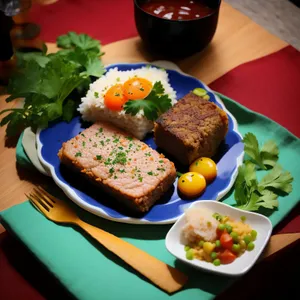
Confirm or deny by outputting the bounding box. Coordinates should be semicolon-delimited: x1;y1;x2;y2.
141;145;147;150
150;157;154;161
219;249;236;264
220;232;233;250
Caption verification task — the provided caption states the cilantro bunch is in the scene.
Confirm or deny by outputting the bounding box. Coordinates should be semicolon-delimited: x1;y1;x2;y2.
234;133;293;212
123;81;172;121
0;32;105;136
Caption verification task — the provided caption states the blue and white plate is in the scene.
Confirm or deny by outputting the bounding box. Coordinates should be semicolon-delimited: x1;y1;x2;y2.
37;62;244;224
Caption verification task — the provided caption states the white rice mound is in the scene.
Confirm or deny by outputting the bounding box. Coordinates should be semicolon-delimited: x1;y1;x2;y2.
78;66;177;140
181;207;219;243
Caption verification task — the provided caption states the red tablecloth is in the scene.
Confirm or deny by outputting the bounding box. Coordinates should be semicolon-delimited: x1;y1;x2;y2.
1;0;299;299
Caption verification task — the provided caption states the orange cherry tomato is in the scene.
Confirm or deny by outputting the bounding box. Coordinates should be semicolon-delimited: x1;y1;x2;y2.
219;249;236;264
220;232;233;250
104;84;128;111
123;77;152;100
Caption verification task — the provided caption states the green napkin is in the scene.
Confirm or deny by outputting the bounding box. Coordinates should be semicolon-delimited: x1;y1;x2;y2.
1;93;300;300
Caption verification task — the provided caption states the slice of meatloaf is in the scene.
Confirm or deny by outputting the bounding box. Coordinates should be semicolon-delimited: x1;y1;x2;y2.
154;92;228;165
58;122;176;212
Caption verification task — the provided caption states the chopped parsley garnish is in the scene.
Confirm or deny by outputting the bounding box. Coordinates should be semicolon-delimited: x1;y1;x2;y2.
94;92;99;98
104;158;112;165
129;143;133;149
109;167;115;174
81;133;85;138
96;155;102;160
106;138;110;143
114;93;120;97
145;152;151;157
147;171;153;176
75;152;82;157
159;160;163;163
119;169;125;173
138;175;143;182
126;136;133;141
100;141;104;146
112;152;127;165
89;138;92;142
157;167;165;172
113;138;120;143
114;175;118;179
82;141;86;147
99;127;103;133
140;87;144;91
118;147;123;150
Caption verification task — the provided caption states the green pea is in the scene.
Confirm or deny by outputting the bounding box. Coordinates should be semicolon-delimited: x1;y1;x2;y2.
230;231;239;242
211;252;218;260
198;240;204;247
251;230;257;240
215;240;221;248
244;235;252;245
247;242;255;251
232;244;241;253
218;224;225;231
184;245;190;251
225;224;232;234
240;216;246;222
193;88;207;97
186;249;194;260
213;259;221;266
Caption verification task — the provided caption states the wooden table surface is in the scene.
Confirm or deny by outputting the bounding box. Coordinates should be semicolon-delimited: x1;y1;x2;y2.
0;2;287;234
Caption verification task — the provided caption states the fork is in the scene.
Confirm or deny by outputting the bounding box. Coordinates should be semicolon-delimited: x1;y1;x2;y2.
26;186;188;293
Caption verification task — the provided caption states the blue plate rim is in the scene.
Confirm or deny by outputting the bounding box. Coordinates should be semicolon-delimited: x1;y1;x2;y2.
36;61;244;225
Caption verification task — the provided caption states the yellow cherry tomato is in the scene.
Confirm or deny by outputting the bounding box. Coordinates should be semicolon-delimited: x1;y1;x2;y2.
178;172;206;198
189;157;217;183
123;77;152;100
104;84;128;111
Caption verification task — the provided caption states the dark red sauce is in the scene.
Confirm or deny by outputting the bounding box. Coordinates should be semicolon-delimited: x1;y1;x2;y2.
140;0;215;21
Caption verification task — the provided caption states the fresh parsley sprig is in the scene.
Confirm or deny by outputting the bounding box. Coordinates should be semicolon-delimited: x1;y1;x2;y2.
123;81;172;121
0;32;105;136
234;133;293;212
243;133;279;169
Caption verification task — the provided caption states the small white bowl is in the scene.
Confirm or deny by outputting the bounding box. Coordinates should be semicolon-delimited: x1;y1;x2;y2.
165;200;272;276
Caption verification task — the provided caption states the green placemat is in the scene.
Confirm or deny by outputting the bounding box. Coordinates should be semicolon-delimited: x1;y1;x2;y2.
1;93;300;300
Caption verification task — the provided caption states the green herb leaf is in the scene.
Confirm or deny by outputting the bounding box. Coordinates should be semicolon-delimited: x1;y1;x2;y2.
235;133;293;213
123;81;172;121
57;32;102;55
1;32;105;136
261;140;279;168
124;99;158;121
258;164;293;194
256;190;279;210
242;133;265;170
242;133;279;170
